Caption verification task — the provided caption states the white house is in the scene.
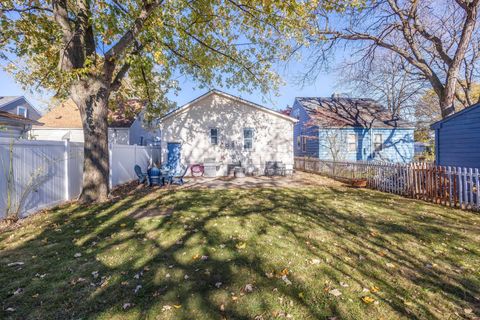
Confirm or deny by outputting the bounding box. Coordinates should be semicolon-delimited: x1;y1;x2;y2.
29;99;159;145
159;90;297;176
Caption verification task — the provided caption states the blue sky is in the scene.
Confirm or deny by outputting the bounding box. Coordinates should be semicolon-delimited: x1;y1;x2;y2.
0;59;339;114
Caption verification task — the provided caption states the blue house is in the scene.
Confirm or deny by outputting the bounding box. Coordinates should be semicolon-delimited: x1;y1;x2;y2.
291;96;414;163
431;103;480;168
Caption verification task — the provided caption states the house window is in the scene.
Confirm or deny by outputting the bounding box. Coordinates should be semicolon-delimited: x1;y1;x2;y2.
244;128;253;150
374;134;383;151
17;106;27;118
347;133;357;152
210;128;218;145
296;136;301;150
301;136;307;152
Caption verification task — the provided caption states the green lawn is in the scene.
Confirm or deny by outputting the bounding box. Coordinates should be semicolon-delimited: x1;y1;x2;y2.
1;181;480;319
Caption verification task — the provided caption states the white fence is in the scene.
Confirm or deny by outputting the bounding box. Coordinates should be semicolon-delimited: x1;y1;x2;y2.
295;157;480;211
0;138;153;219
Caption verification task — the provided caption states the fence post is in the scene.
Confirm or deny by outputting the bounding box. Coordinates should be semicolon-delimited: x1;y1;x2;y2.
64;140;70;201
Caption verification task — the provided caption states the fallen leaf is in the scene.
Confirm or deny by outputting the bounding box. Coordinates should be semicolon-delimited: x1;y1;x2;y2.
281;275;292;286
280;268;289;276
298;292;305;299
173;304;182;309
329;289;342;297
120;223;127;227
236;242;246;249
13;288;23;295
370;286;380;293
7;262;24;267
215;282;222;288
340;282;349;287
123;303;133;310
74;253;82;258
244;284;254;293
362;296;375;304
162;305;172;311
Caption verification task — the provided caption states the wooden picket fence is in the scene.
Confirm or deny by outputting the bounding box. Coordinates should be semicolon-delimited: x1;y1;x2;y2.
294;157;480;211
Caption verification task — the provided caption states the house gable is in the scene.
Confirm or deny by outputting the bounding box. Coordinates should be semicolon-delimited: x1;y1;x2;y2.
0;96;42;121
160;90;297;124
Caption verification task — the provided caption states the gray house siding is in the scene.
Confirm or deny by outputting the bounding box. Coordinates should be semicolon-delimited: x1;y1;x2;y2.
128;112;161;146
0;97;41;120
432;104;480;168
292;100;319;157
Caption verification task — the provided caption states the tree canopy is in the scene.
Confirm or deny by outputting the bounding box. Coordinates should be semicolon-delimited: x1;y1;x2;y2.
0;0;326;114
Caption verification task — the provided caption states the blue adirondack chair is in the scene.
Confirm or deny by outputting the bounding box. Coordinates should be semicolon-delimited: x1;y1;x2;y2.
134;165;150;186
168;165;189;185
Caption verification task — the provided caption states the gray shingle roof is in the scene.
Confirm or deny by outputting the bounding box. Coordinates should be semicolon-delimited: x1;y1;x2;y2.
296;97;413;129
0;96;23;109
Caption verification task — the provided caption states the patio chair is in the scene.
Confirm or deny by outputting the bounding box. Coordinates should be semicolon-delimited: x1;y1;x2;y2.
275;161;286;176
265;161;276;176
168;165;189;185
134;165;150;186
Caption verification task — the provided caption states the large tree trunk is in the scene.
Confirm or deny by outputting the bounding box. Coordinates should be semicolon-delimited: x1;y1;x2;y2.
71;80;111;203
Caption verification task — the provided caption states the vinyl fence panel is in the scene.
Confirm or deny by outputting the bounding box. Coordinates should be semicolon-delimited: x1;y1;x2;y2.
1;139;153;219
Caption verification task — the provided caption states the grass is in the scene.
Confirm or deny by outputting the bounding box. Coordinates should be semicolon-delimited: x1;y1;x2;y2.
1;179;480;319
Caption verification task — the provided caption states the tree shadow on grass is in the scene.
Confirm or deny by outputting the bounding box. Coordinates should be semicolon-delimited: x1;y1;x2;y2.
1;185;480;319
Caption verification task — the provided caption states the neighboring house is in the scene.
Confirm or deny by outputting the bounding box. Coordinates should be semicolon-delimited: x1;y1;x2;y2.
29;99;159;145
0;96;42;121
158;90;297;176
0;111;42;138
292;95;414;163
431;103;480;168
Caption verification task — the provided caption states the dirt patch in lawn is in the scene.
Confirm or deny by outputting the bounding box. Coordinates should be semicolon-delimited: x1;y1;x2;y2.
181;171;343;189
130;207;174;219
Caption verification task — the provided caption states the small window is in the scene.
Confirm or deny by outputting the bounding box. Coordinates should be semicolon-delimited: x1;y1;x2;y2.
296;136;301;150
374;134;383;151
210;128;218;145
17;106;27;118
347;133;357;152
301;136;307;152
244;128;253;150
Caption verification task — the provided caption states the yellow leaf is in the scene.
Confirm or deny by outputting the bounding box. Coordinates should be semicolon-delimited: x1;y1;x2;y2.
298;292;304;299
120;223;126;227
236;242;246;249
362;296;375;304
192;254;200;260
370;286;380;293
173;304;182;309
280;268;289;276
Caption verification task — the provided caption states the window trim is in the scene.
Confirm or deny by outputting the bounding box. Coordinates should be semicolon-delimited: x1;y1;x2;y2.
243;128;254;150
17;106;27;118
374;133;383;151
301;136;307;152
210;128;219;145
347;133;357;153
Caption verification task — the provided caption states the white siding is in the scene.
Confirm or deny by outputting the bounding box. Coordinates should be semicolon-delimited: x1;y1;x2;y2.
160;93;294;175
30;127;130;144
